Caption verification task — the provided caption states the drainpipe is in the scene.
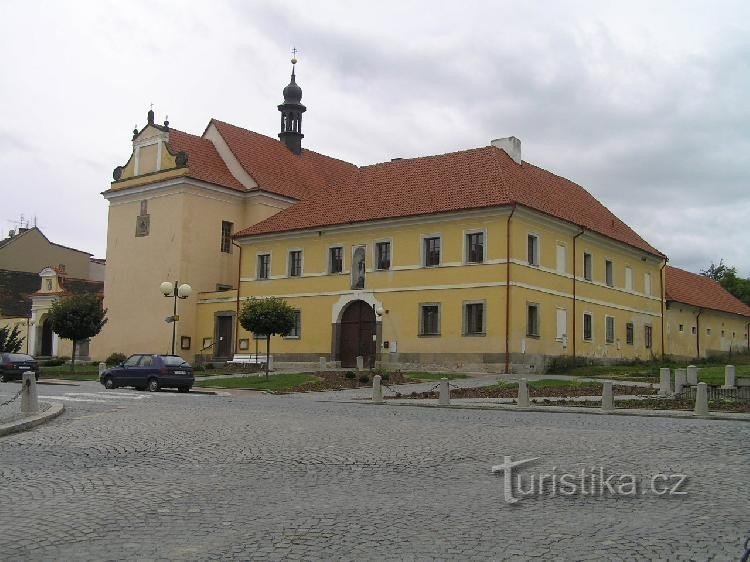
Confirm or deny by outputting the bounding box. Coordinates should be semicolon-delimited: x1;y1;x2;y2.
659;259;667;359
571;228;585;359
232;239;243;356
504;205;517;375
695;308;703;359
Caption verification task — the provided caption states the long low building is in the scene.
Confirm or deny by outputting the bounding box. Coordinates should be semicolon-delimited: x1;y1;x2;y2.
91;60;748;371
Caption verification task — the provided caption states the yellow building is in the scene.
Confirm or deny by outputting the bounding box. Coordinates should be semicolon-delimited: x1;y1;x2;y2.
664;266;750;359
95;62;747;372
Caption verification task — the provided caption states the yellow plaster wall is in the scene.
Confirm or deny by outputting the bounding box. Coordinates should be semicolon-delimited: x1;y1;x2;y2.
665;303;750;358
0;229;92;278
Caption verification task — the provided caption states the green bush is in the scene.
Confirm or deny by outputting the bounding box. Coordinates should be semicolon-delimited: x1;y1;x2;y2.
344;371;355;380
358;374;370;384
41;358;66;367
105;352;127;367
545;355;592;374
206;363;215;370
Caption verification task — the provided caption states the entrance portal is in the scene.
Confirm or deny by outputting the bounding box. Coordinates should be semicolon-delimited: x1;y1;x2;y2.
215;315;234;359
338;300;376;368
41;318;53;356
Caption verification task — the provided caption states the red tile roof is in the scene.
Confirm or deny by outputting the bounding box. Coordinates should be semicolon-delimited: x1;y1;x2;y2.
210;120;356;200
167;129;245;191
236;145;663;257
666;266;750;317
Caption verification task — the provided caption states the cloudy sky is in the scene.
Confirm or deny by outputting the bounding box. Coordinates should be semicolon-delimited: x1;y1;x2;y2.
1;0;748;275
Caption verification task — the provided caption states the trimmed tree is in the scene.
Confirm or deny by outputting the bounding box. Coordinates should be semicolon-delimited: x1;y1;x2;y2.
48;294;107;372
0;325;24;353
238;297;296;379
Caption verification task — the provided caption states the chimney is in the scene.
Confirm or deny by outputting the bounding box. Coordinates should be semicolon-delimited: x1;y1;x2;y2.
491;136;522;164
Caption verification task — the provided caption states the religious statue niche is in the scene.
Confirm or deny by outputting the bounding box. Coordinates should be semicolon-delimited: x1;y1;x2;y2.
351;246;366;290
135;199;150;237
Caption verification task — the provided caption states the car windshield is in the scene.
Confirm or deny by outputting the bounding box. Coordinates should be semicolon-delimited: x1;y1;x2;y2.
162;356;189;367
4;354;33;361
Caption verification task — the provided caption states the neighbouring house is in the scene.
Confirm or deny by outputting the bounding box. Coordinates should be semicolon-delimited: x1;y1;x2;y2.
664;266;750;359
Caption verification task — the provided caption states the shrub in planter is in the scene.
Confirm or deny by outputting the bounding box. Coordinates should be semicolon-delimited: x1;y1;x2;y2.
105;352;127;367
344;371;355;380
41;358;66;367
358;374;369;384
206;363;215;370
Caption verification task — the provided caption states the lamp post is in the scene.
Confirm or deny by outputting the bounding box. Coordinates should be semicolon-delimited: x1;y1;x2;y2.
160;281;192;356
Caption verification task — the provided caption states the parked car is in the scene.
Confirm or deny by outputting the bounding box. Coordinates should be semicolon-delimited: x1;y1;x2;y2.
99;354;194;392
0;353;39;382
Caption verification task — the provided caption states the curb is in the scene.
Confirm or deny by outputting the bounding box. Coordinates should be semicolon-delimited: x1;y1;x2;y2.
0;401;65;438
332;400;750;422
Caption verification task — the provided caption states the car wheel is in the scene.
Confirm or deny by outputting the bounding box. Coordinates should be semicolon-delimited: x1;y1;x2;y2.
178;386;190;393
147;378;159;392
104;376;115;390
0;374;7;383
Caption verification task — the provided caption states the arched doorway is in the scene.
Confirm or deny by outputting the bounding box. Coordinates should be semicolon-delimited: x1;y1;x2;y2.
337;300;376;368
41;317;53;357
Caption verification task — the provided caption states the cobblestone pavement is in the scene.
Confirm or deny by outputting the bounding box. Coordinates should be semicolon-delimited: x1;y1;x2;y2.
0;381;748;560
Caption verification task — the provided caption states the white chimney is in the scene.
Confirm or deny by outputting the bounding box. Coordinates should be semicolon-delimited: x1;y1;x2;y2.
491;136;522;164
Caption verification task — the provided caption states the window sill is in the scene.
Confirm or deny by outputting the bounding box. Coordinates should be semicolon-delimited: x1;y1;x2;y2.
464;261;485;266
583;338;592;342
418;333;441;338
462;332;486;337
526;333;540;339
282;336;300;340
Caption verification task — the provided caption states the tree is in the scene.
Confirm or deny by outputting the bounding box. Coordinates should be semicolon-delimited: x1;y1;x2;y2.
700;260;750;306
49;294;107;372
238;297;296;379
0;325;24;353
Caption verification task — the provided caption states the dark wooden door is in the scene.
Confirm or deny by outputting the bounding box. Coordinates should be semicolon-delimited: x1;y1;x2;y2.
41;318;53;356
216;316;233;359
339;301;376;368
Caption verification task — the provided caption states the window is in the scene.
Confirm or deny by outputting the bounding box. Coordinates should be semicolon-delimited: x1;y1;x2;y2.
678;324;684;333
583;313;593;341
419;304;440;336
466;232;484;263
645;325;653;349
464;302;485;336
329;247;343;274
527;234;539;266
424;237;441;266
583;253;592;281
556;243;566;274
289;250;302;277
221;221;233;253
706;327;712;335
691;326;697;335
625;267;633;291
644;273;652;296
605;259;613;287
285;310;301;338
605;316;615;343
375;241;391;270
216;284;232;292
626;322;634;345
527;303;540;337
123;355;141;367
556;308;567;341
257;254;270;279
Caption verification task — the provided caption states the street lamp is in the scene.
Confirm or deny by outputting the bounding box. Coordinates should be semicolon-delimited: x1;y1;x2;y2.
160;281;192;355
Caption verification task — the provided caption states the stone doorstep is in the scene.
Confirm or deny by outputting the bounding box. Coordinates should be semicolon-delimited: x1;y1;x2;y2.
0;401;65;437
337;399;750;422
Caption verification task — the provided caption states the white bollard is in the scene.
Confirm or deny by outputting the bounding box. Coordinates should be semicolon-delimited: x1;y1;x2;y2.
658;368;671;395
686;365;698;386
694;382;709;417
98;362;106;376
356;355;364;372
438;377;450;406
319;357;326;372
722;365;736;389
372;374;384;404
601;381;614;411
21;371;39;415
517;378;530;407
674;369;687;394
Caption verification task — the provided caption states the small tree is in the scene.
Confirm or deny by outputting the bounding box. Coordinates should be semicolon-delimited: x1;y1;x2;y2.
0;325;24;353
238;297;295;379
49;294;107;372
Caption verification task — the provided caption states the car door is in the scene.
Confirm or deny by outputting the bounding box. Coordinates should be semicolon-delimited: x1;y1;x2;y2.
134;354;156;387
119;355;142;387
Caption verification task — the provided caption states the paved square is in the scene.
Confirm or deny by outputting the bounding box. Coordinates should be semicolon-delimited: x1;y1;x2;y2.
0;381;748;560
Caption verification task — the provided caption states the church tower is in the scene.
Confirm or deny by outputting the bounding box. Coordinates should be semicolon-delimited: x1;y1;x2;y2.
278;55;306;155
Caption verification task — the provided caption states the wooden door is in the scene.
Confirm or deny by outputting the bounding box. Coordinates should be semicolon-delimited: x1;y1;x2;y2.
216;316;234;359
339;301;376;368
